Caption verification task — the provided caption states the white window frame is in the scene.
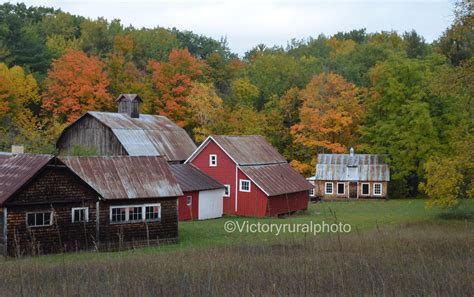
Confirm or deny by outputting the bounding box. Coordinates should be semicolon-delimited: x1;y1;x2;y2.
186;196;192;206
309;188;315;197
224;184;231;197
325;182;333;195
26;211;53;228
109;204;161;224
337;183;345;195
373;183;382;196
209;154;217;167
239;179;251;192
361;183;370;195
71;207;89;223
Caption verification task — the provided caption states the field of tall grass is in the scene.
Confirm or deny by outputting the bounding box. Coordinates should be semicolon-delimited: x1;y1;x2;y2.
0;199;472;296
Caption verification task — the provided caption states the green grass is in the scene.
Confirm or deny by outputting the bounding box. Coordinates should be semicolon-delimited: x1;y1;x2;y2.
3;199;474;264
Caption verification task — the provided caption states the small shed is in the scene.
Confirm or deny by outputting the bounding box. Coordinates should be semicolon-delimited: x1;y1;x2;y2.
56;94;197;162
309;148;390;199
186;135;313;217
0;154;182;256
170;164;224;221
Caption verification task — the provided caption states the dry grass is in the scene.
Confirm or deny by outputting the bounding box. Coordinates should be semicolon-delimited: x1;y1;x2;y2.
0;220;472;297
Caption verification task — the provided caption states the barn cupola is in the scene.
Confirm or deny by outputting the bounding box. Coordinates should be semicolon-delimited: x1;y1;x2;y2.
350;147;355;156
117;94;142;118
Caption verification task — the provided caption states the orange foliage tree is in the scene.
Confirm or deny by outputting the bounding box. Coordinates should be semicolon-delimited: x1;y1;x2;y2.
291;73;363;154
148;48;207;127
42;49;112;123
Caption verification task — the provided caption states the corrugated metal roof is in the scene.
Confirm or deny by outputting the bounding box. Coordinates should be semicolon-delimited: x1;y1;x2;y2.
62;111;197;161
60;156;183;199
0;154;54;205
170;164;224;192
315;154;390;181
240;163;314;197
211;135;286;165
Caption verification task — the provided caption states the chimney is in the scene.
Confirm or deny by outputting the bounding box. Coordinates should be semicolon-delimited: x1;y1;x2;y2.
350;147;354;156
11;145;24;154
117;94;142;118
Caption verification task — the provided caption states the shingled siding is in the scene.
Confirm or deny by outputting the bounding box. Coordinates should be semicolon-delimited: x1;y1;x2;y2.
57;115;126;156
97;198;178;250
5;165;98;256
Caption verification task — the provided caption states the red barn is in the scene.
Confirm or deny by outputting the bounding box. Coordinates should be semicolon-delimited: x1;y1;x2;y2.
170;164;224;221
186;135;313;217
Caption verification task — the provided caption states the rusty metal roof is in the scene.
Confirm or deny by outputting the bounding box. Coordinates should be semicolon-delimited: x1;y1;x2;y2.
196;135;287;165
0;154;54;205
170;164;224;192
240;163;314;197
60;156;183;199
315;154;390;181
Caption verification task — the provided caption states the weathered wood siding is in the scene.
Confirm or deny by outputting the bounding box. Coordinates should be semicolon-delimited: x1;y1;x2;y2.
57;115;126;156
6;165;98;256
98;198;178;250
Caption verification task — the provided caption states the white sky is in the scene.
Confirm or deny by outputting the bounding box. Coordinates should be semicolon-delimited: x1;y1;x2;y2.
10;0;454;56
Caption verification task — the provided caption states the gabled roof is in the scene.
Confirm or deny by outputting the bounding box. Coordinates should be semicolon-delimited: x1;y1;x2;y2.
60;156;183;199
186;135;286;166
116;93;142;102
0;154;54;205
315;154;390;181
58;112;197;161
240;163;314;196
170;164;224;192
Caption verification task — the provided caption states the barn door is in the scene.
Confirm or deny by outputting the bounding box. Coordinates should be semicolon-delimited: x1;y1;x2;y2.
349;182;357;198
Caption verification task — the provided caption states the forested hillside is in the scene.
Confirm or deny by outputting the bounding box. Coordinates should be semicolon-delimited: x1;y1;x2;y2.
0;1;472;204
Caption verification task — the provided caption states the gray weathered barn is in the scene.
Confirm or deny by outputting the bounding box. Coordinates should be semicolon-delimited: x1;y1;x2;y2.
308;148;390;199
56;94;197;162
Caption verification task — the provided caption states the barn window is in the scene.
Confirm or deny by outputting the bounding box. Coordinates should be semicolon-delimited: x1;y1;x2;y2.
362;183;370;195
26;212;53;227
239;180;251;192
209;154;217;167
224;185;230;197
128;207;143;221
110;204;161;223
186;196;192;206
374;183;382;196
325;182;333;194
72;207;89;223
337;183;345;195
145;204;161;221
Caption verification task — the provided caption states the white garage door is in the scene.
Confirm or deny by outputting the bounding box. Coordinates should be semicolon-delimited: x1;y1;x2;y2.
198;188;224;220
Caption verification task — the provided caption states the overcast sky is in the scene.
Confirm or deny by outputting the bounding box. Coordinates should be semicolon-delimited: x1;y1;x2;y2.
11;0;454;56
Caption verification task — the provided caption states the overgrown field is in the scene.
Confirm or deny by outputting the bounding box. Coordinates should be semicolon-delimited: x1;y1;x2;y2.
0;199;473;296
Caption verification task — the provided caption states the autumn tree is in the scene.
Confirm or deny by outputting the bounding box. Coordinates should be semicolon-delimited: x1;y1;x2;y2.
148;48;207;127
42;49;112;123
292;73;363;154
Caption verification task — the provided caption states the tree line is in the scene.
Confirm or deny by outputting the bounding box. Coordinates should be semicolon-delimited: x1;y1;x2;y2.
0;1;472;206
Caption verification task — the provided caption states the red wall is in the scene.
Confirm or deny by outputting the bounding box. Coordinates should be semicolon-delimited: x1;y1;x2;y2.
266;191;309;216
178;191;199;221
190;141;237;215
236;169;268;217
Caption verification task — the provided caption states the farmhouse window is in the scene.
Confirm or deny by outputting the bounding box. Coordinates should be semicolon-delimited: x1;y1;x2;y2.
224;185;231;197
72;207;89;223
362;183;370;195
337;183;345;195
325;182;333;194
240;180;251;192
209;154;217;167
186;196;192;206
27;212;53;227
374;183;382;196
111;204;161;223
309;188;315;196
